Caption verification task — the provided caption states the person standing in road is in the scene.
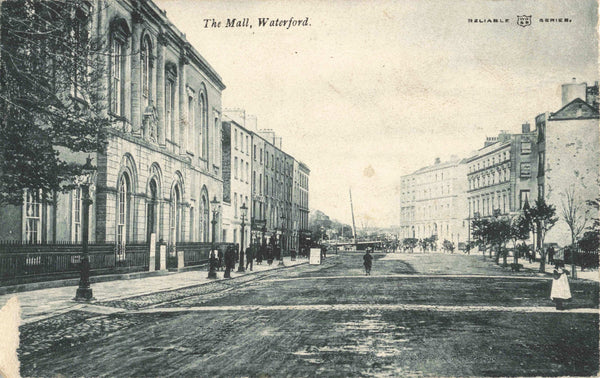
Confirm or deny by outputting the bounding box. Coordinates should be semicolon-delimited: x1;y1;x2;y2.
551;262;571;310
246;245;254;271
363;250;373;276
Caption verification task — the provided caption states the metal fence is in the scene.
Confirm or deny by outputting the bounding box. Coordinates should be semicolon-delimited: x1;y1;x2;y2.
0;241;149;285
0;241;237;285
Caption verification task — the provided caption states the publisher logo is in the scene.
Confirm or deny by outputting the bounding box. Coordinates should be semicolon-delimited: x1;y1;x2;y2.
516;15;532;27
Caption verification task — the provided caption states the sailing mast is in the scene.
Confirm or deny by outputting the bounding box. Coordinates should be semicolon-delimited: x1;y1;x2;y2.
349;188;357;244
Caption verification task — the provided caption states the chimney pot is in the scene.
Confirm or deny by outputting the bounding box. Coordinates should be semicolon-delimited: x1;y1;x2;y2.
572;77;577;83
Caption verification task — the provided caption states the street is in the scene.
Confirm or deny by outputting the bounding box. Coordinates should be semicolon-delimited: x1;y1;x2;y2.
17;253;599;377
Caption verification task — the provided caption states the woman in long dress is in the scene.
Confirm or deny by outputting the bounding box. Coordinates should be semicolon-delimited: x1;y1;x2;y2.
550;263;571;310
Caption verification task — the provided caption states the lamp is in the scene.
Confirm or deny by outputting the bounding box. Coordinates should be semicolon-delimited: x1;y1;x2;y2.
208;196;220;279
238;203;248;272
74;156;96;301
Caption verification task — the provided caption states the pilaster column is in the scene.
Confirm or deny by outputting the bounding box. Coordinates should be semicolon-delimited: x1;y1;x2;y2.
179;45;189;154
156;33;167;146
131;10;144;134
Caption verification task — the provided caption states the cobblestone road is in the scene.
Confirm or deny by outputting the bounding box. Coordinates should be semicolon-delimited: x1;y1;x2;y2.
17;253;599;377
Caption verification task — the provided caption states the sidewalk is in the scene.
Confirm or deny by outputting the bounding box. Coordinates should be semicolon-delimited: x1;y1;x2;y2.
518;258;599;282
0;257;307;324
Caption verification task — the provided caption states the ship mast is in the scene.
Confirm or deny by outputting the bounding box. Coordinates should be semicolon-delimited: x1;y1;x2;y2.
349;188;357;244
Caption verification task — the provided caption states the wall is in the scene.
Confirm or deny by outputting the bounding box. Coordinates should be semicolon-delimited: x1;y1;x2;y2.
545;118;600;246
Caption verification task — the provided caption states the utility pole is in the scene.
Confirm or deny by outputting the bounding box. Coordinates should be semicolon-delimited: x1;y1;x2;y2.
349;188;357;245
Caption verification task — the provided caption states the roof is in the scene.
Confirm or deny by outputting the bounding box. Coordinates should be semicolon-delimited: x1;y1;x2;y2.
549;98;600;121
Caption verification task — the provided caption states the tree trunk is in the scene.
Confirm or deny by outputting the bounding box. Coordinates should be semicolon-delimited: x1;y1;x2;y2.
494;245;500;264
502;247;508;267
513;242;518;265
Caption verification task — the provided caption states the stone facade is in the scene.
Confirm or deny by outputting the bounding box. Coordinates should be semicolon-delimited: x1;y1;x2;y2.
1;0;226;247
400;157;468;249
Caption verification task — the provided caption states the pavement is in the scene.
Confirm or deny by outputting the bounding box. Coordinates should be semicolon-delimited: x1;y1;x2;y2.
11;252;598;377
382;251;600;282
0;256;307;324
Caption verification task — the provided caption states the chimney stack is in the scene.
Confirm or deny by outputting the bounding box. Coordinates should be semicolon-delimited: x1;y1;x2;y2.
522;122;530;133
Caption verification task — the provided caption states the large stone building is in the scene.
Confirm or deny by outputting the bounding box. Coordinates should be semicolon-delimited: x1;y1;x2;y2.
399;157;469;249
537;79;599;246
2;0;227;254
466;125;538;233
0;0;311;280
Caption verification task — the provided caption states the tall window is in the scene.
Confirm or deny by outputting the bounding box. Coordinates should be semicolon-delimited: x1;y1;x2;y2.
70;6;90;99
141;36;153;108
117;174;130;260
198;94;205;158
538;151;545;176
165;65;177;143
234;192;238;218
246;136;249;155
170;185;182;243
187;93;194;149
24;189;42;243
71;188;82;242
519;190;530;209
246;162;249;183
165;80;174;140
234;157;238;179
110;37;124;115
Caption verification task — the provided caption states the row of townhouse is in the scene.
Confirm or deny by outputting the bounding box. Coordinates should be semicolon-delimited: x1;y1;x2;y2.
0;0;310;256
399;79;599;249
221;118;310;253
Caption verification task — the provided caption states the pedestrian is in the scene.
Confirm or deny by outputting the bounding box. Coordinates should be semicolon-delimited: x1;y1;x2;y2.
224;246;235;278
548;246;555;265
218;248;224;271
246;245;254;271
550;262;571;310
257;243;264;265
363;249;373;276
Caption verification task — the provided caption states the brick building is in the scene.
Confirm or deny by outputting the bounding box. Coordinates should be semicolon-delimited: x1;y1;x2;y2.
221;119;252;251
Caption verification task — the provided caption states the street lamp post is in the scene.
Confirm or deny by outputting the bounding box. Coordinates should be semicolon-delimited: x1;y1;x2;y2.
75;157;96;301
238;203;248;272
279;214;286;266
208;196;220;279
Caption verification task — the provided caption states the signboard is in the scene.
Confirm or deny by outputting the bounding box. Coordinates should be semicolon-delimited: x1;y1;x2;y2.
252;219;267;231
309;248;321;265
149;233;156;272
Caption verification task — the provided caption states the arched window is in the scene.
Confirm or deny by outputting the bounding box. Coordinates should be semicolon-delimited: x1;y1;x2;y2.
117;173;130;260
141;35;153;108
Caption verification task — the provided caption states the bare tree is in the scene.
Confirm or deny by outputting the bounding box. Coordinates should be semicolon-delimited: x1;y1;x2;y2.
561;186;589;246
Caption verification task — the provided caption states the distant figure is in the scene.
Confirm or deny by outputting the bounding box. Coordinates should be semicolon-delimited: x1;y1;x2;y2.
246;245;254;271
551;263;571;310
363;250;373;276
218;248;224;271
224;246;235;278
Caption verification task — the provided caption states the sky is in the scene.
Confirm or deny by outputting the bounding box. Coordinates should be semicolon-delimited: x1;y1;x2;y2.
156;0;598;227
